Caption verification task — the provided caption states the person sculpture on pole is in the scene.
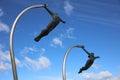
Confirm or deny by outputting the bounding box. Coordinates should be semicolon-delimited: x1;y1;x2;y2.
34;4;65;42
78;45;100;74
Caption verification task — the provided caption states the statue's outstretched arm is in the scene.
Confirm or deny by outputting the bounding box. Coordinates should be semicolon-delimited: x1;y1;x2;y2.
43;4;65;24
82;48;90;56
43;4;54;17
94;56;100;59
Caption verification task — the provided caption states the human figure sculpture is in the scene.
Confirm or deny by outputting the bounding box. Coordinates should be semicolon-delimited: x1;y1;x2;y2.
78;46;100;74
34;4;65;42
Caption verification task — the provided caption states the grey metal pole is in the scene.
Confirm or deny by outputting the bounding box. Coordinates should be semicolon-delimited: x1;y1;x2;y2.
9;4;46;80
62;45;84;80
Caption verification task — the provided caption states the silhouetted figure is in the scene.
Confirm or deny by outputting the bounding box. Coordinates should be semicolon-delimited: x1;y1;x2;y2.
34;4;65;42
78;46;100;74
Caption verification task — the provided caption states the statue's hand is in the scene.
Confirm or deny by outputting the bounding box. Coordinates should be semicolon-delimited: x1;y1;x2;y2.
81;45;85;49
97;56;100;58
43;4;48;8
96;56;100;59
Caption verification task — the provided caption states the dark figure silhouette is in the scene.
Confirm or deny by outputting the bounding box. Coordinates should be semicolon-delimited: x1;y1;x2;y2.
34;4;65;42
78;46;100;74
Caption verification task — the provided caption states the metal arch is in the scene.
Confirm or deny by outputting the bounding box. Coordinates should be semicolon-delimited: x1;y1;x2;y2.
9;4;47;80
62;45;84;80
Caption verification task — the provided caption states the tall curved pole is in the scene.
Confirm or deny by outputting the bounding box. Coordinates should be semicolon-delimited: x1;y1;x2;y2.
9;4;46;80
62;45;83;80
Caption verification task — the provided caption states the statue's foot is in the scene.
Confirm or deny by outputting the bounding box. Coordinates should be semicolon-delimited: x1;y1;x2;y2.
78;69;82;74
34;37;41;42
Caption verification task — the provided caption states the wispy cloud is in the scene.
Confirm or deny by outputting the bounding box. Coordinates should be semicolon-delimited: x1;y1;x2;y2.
0;44;50;71
50;27;75;48
51;37;63;48
38;75;73;80
0;21;10;32
0;9;10;33
20;46;46;56
72;0;120;27
40;48;46;56
0;9;4;17
82;71;120;80
20;47;36;54
38;76;62;80
66;28;75;39
24;56;51;71
0;50;11;71
64;0;74;16
20;46;50;71
0;44;22;71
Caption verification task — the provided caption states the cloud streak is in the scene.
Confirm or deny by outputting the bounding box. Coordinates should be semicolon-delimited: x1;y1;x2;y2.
20;46;46;56
20;46;50;71
0;9;10;32
82;71;120;80
0;9;4;17
20;47;36;54
66;28;75;39
72;0;120;27
50;27;75;48
64;0;74;16
0;21;10;32
24;56;51;71
51;37;63;48
0;44;22;71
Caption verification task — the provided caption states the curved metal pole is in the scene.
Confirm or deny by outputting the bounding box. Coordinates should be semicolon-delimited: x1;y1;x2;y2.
9;4;46;80
62;45;83;80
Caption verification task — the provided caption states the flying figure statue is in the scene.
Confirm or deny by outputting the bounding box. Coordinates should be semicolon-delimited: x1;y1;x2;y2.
78;46;100;74
34;4;65;42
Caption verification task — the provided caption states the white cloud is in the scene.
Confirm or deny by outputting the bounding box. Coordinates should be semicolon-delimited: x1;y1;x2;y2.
66;28;75;39
0;21;10;32
53;38;63;47
0;62;11;71
0;44;3;49
40;48;46;56
39;76;62;80
50;27;75;48
82;71;120;80
0;9;4;17
0;50;10;61
0;44;50;71
0;44;22;71
20;47;46;56
20;46;51;71
0;50;11;71
24;56;51;71
64;0;74;16
51;37;63;48
0;51;11;71
20;47;36;54
41;48;46;52
0;9;9;33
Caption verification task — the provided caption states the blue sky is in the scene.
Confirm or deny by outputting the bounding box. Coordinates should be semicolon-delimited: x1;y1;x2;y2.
0;0;120;80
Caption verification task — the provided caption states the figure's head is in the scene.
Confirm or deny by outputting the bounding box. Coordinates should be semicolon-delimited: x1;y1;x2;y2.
91;52;94;56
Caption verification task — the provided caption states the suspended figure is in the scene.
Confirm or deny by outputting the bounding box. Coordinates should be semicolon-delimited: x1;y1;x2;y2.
34;4;65;42
78;46;100;74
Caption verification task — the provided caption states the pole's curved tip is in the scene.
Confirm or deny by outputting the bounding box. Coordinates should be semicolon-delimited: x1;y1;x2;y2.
42;4;48;7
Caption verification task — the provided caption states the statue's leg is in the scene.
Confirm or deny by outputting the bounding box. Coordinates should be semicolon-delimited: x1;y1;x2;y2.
78;61;92;74
78;68;82;73
34;29;49;42
78;67;86;73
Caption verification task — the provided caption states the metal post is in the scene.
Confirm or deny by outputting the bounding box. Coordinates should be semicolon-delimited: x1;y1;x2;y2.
62;45;84;80
9;4;46;80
